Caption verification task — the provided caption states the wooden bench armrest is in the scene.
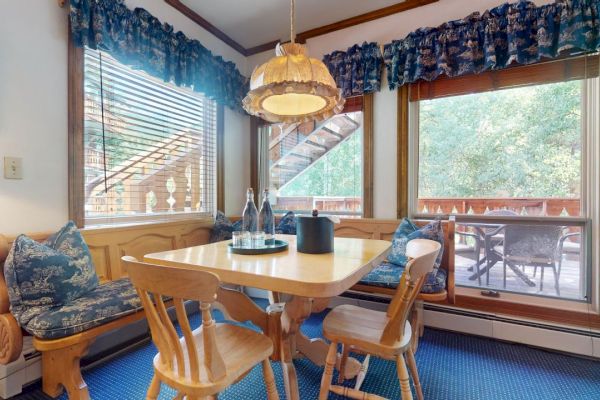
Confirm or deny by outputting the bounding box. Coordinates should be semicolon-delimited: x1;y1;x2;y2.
0;313;23;364
0;235;25;364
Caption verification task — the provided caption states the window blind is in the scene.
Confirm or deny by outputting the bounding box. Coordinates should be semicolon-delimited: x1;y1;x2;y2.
83;47;217;226
410;55;599;101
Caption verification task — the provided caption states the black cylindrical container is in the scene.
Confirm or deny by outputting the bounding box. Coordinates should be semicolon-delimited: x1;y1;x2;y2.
296;210;334;254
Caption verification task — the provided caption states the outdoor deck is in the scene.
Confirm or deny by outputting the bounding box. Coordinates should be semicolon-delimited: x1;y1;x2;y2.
455;253;584;300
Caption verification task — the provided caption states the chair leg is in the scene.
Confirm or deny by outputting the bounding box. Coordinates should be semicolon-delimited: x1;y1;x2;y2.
147;373;161;400
337;345;350;384
485;257;490;286
405;349;423;400
551;264;560;297
396;354;413;400
540;266;545;292
319;341;337;400
475;240;482;286
503;260;507;289
558;256;563;280
261;359;279;400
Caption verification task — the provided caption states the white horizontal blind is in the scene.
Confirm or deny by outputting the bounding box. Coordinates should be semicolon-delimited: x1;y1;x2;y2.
83;47;217;226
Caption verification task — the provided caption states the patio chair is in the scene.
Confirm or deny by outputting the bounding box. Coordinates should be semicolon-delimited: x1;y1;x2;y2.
557;231;581;279
494;225;563;295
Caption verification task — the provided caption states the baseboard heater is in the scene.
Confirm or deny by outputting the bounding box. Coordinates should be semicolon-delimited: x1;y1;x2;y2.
342;290;598;338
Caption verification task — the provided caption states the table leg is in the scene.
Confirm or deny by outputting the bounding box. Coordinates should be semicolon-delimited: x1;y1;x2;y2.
215;286;268;332
280;296;313;400
295;334;362;379
505;261;536;287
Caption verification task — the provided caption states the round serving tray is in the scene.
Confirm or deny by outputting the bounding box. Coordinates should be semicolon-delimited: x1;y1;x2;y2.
228;239;289;255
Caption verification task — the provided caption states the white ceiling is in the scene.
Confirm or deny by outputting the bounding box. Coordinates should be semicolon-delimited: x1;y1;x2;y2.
180;0;406;49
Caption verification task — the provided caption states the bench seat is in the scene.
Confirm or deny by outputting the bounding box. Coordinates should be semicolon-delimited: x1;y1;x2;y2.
0;219;214;399
358;260;447;294
332;218;455;304
19;278;141;340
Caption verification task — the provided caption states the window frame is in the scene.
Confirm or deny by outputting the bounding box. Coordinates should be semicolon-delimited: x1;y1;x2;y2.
399;55;600;327
68;33;224;228
250;94;374;218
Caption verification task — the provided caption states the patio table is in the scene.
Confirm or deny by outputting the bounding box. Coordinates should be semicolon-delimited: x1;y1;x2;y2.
461;222;536;287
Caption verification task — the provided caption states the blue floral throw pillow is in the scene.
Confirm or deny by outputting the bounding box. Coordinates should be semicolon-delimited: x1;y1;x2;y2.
45;221;99;292
388;218;444;274
209;211;242;243
4;221;99;312
276;211;296;235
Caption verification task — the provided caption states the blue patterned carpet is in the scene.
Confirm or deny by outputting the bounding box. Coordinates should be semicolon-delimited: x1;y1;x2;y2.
47;300;600;400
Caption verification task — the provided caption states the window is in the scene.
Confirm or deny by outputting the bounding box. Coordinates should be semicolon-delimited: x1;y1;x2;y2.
81;48;217;226
256;96;370;216
410;56;598;302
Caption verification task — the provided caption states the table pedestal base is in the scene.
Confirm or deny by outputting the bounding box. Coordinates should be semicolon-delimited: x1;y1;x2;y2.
216;288;362;400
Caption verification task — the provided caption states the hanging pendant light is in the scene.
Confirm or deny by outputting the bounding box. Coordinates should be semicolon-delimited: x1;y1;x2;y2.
242;0;344;123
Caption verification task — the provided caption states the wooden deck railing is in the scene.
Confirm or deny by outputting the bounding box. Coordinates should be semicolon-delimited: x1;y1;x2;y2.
275;196;361;213
417;197;581;217
273;196;581;218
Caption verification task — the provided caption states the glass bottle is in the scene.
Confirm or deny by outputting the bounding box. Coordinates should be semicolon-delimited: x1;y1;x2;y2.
242;188;258;232
259;189;275;244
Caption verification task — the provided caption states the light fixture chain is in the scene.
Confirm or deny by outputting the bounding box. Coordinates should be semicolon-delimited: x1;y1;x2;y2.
290;0;296;44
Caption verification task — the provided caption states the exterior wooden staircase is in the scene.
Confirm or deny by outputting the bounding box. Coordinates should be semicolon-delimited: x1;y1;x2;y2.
269;113;361;190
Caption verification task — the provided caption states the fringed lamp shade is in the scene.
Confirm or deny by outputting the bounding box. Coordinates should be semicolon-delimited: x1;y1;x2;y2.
243;43;345;123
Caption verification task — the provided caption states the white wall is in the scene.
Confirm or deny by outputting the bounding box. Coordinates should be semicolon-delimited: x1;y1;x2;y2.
248;0;554;219
0;0;250;235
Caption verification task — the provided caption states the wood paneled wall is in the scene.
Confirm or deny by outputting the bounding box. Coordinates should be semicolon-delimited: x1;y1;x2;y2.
0;219;214;282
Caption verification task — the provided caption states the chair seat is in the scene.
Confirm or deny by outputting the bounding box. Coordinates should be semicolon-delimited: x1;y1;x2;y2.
154;322;273;395
359;261;447;294
493;246;555;264
323;304;412;356
22;278;141;339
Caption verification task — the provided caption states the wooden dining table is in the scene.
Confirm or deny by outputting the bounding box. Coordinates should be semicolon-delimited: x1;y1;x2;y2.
144;234;391;400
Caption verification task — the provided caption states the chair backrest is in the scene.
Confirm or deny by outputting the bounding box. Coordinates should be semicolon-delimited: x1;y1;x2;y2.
380;239;441;346
122;256;226;384
502;225;563;262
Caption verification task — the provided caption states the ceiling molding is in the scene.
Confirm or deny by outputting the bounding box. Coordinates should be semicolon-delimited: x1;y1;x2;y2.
166;0;439;58
244;40;281;58
293;0;439;47
165;0;247;56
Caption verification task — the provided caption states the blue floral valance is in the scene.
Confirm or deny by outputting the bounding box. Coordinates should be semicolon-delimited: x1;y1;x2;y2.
69;0;248;111
323;42;383;97
384;0;600;89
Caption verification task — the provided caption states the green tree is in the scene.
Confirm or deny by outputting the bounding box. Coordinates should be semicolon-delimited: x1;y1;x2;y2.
418;80;581;199
279;129;363;198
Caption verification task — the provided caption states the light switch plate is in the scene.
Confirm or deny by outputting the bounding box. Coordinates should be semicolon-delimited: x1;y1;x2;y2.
4;157;23;179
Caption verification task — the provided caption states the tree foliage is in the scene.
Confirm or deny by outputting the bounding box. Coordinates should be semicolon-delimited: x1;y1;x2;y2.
419;81;581;198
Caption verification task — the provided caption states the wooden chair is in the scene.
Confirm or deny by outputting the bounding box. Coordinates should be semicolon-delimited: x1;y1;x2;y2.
318;239;441;400
122;256;279;400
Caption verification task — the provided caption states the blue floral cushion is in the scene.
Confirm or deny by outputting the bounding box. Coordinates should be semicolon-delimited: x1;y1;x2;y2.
4;222;100;324
22;278;142;339
359;261;447;294
388;218;444;275
209;211;242;243
276;211;296;235
45;221;99;292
